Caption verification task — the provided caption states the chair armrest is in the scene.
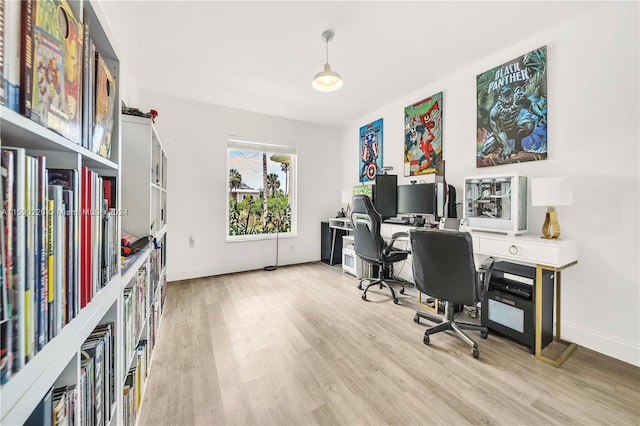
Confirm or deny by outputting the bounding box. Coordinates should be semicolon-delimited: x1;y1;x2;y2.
476;257;495;293
384;232;411;256
389;231;409;244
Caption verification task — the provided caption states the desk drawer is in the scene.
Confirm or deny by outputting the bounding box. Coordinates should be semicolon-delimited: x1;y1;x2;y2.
477;238;559;266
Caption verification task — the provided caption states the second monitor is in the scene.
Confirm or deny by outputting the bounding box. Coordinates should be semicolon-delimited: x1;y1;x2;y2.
397;183;435;217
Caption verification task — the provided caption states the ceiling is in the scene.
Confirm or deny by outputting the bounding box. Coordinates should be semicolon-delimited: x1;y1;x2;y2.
98;1;603;127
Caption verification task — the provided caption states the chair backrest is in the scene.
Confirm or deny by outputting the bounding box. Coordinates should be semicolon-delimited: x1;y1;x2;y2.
409;228;482;306
350;194;385;264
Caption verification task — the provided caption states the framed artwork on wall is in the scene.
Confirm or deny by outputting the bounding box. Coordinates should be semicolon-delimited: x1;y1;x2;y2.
359;118;383;182
476;45;548;167
404;92;443;176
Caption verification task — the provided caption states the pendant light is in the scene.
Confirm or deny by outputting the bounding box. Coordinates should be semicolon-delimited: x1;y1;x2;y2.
312;29;343;92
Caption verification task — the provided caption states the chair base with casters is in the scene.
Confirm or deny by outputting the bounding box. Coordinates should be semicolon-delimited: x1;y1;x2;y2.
413;300;489;358
357;264;406;304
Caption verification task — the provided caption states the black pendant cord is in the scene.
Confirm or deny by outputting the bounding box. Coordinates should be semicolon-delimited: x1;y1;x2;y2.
264;229;279;271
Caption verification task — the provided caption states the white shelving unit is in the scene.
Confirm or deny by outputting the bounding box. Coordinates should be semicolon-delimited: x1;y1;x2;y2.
120;114;168;424
0;1;166;424
121;115;168;242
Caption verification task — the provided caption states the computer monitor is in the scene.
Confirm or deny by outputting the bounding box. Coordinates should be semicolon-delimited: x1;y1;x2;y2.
397;183;434;216
373;174;397;219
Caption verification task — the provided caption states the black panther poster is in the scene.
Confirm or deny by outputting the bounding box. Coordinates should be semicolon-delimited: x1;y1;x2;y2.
476;46;547;167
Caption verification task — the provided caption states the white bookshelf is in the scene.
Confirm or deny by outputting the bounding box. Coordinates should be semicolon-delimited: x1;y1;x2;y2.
0;0;137;424
120;114;168;424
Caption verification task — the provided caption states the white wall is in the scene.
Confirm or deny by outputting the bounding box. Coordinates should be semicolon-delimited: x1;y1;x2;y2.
340;2;639;366
136;93;341;281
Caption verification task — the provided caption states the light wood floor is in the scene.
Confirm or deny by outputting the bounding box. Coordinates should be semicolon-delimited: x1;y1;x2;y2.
138;262;640;425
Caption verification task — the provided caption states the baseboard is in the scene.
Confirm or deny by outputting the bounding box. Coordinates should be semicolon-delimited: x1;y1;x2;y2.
562;321;639;367
167;256;319;282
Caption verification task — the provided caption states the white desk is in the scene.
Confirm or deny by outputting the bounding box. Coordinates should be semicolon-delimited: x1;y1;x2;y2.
470;231;578;367
328;218;353;266
376;224;580;367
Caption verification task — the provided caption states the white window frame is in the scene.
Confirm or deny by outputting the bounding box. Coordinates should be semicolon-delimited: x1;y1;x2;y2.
226;137;297;241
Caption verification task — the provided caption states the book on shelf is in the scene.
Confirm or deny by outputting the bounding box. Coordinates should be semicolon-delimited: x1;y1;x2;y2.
59;0;83;145
0;0;5;105
93;50;115;159
30;26;66;135
0;160;9;384
3;0;21;111
81;334;105;426
1;147;26;376
49;167;80;322
80;351;94;426
19;0;34;117
24;384;53;426
81;7;94;150
90;322;114;424
80;166;91;308
47;184;64;337
51;385;68;426
35;156;47;351
28;0;83;143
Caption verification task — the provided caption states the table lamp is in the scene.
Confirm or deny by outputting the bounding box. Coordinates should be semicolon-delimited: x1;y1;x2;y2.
531;177;573;239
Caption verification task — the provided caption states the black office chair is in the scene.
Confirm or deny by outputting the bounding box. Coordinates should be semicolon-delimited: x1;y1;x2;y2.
409;228;494;358
350;194;410;304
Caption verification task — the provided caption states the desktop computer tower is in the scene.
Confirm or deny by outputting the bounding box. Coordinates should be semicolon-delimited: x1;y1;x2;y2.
481;261;553;353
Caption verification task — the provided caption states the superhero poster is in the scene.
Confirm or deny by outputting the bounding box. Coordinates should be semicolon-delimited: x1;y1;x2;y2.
404;92;442;176
359;118;383;182
476;46;547;167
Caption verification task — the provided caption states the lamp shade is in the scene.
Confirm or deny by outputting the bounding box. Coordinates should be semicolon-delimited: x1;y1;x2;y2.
312;64;343;92
531;177;573;207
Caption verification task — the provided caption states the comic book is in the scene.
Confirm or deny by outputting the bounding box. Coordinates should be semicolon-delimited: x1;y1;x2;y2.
59;0;83;144
31;0;83;144
31;26;66;132
93;52;115;160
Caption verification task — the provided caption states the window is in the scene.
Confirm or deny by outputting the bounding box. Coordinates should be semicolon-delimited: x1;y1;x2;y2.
227;138;296;239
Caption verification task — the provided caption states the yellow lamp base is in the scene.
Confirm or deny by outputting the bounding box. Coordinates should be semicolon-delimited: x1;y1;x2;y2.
541;207;561;239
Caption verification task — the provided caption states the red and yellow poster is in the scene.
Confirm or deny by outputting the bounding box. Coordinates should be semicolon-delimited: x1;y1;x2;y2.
404;93;442;176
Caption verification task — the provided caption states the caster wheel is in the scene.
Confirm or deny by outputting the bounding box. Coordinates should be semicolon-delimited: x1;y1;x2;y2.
481;331;488;339
423;335;430;345
399;287;405;295
472;348;480;359
393;298;399;305
362;294;367;301
413;315;420;324
357;283;363;290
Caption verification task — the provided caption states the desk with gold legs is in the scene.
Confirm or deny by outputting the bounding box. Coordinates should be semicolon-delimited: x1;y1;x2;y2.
470;231;579;368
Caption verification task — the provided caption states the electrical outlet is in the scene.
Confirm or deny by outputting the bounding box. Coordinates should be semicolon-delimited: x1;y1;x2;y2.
189;235;195;247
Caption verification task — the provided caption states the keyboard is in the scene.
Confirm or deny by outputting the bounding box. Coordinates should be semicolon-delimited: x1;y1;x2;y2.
384;218;410;225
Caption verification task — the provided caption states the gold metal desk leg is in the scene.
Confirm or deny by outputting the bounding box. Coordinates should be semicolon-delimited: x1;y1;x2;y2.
535;264;577;367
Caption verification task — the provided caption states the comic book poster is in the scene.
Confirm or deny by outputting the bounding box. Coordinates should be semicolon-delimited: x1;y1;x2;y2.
30;0;82;144
31;26;66;130
404;92;442;176
93;52;116;159
476;46;547;167
359;118;383;183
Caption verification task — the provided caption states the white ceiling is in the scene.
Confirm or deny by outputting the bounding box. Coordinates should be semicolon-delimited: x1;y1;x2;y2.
98;1;603;127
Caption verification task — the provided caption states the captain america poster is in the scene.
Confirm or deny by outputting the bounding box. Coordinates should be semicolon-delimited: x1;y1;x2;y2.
359;118;383;182
476;46;548;167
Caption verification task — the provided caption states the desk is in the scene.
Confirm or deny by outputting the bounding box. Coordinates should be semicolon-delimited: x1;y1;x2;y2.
376;225;579;367
327;218;353;266
471;231;578;367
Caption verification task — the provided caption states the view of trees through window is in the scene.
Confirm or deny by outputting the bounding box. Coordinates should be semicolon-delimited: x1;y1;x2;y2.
227;144;295;237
